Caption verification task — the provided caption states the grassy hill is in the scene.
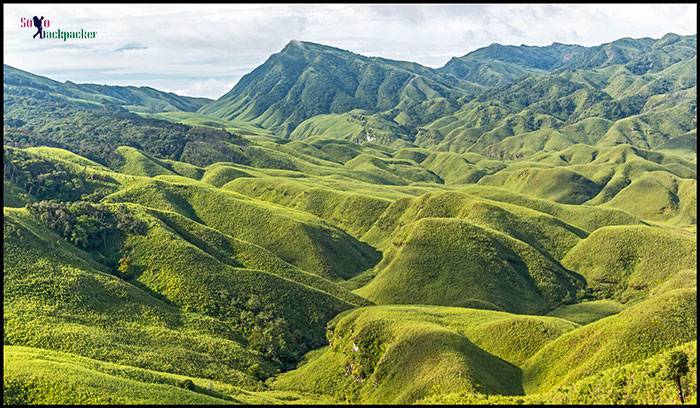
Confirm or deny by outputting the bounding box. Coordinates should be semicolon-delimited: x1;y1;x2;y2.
290;109;412;145
3;139;697;404
419;340;697;404
522;287;697;394
3;346;339;405
3;207;269;385
272;288;696;404
272;305;578;403
105;179;381;280
546;299;625;325
356;217;583;314
561;225;697;301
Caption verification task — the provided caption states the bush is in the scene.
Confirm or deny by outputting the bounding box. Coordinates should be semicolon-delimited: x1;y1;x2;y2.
3;378;32;405
176;379;196;391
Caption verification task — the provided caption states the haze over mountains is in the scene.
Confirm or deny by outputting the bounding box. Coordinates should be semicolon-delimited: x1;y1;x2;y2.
3;33;697;404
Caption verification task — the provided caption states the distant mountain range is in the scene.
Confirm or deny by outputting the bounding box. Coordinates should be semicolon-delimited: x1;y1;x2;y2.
5;33;696;163
200;33;696;144
4;64;211;113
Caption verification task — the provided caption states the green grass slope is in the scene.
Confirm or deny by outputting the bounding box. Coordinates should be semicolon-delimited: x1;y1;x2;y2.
4;346;234;404
3;207;268;386
201;164;254;187
604;172;696;224
290;110;411;145
362;190;587;259
222;176;392;238
522;287;697;394
418;151;506;184
113;146;177;177
4;346;337;405
657;130;697;161
104;179;380;280
142;207;369;307
477;167;602;205
454;184;642;233
345;153;443;185
110;206;360;364
272;305;578;404
562;225;697;301
420;340;697;405
546;300;625;325
650;269;697;297
3;181;30;208
357;217;583;314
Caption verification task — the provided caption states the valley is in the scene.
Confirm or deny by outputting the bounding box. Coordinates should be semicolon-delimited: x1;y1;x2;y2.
3;33;697;405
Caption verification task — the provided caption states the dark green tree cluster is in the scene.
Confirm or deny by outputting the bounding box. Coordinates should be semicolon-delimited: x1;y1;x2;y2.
199;293;313;371
28;201;147;250
4;147;116;202
237;294;305;368
246;314;290;362
2;378;32;405
175;379;196;391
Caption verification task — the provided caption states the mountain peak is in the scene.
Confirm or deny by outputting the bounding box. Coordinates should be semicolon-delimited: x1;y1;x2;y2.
283;39;305;49
280;40;355;56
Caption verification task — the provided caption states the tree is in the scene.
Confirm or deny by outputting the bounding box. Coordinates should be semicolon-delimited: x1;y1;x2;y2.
246;362;265;380
117;255;133;278
661;350;689;404
28;201;147;251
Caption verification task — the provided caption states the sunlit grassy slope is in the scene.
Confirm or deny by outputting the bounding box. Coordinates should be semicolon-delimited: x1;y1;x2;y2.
562;225;697;301
3;138;697;405
546;299;625;325
355;217;583;314
419;340;697;405
104;179;381;280
522;287;697;394
272;305;578;404
273;287;696;404
3;346;337;405
3;207;267;386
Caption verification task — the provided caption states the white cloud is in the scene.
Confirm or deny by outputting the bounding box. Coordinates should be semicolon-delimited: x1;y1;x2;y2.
3;4;697;98
169;78;237;99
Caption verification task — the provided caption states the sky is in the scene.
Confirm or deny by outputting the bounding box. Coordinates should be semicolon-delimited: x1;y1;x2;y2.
3;3;697;99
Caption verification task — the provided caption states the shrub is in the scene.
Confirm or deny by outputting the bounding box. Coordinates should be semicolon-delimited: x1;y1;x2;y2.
176;379;196;391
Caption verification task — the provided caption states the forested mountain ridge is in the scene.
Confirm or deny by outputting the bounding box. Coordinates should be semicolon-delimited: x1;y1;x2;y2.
4;65;247;167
